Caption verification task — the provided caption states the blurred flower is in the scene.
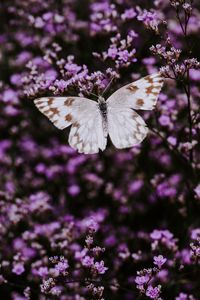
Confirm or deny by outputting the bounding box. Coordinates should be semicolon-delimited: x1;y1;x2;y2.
146;285;161;299
0;0;199;299
153;255;167;268
12;263;25;275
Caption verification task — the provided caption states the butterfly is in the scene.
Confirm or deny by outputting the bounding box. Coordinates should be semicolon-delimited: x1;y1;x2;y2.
34;73;164;154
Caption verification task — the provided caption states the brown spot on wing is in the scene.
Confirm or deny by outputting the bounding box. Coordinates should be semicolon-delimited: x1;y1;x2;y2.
44;107;59;115
146;86;159;96
126;85;139;93
64;98;75;106
48;97;54;105
145;76;154;84
51;107;59;114
65;114;73;122
157;79;163;84
136;98;144;106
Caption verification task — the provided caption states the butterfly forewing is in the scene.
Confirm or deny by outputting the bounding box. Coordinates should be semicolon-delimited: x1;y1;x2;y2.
34;96;106;154
107;73;164;110
34;97;97;130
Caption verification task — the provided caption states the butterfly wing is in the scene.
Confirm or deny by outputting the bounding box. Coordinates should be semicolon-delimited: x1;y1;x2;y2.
34;97;97;130
34;97;107;154
107;107;148;149
107;73;164;110
68;109;107;154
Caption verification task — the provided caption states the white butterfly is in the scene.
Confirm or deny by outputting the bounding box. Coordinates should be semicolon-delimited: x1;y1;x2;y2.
34;73;164;154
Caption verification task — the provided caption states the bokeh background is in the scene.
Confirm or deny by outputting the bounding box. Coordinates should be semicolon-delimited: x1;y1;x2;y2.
0;0;200;299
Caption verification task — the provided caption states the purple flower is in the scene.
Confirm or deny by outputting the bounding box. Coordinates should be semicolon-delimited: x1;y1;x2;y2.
85;218;99;233
12;263;25;275
107;47;118;59
158;115;171;127
150;230;162;240
167;136;177;146
68;185;80;196
2;89;18;103
153;255;167;268
194;184;200;199
146;285;161;299
135;274;150;286
37;267;49;277
55;261;69;273
94;261;108;274
81;256;94;267
191;228;200;240
75;249;87;260
0;0;199;299
128;179;143;193
175;293;190;300
122;8;136;20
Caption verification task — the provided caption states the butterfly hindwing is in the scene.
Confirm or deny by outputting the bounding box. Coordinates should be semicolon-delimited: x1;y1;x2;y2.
107;107;148;149
107;73;164;110
69;109;107;154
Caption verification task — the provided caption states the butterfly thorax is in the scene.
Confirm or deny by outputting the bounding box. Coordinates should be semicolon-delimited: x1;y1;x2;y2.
98;96;108;137
98;96;107;115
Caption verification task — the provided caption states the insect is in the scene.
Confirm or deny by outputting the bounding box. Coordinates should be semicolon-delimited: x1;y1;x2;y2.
34;73;164;154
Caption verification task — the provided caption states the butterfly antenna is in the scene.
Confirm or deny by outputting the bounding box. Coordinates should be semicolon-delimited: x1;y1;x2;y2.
102;76;115;96
89;91;99;98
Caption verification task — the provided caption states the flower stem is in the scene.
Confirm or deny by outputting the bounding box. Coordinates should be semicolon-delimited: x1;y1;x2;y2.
184;69;193;162
175;4;193;163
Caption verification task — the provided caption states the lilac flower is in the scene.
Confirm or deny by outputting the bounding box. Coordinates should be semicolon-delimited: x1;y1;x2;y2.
146;285;161;299
85;218;99;233
158;115;171;127
135;274;150;286
153;255;167;268
37;267;49;277
12;263;25;275
150;230;162;240
94;261;108;274
175;292;196;300
0;0;200;299
122;8;136;20
137;8;161;33
167;136;177;146
68;185;80;196
191;228;200;240
55;261;69;274
81;256;94;267
194;184;200;199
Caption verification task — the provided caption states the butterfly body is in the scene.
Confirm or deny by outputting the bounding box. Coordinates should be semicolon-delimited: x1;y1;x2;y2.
34;73;164;154
98;96;108;138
